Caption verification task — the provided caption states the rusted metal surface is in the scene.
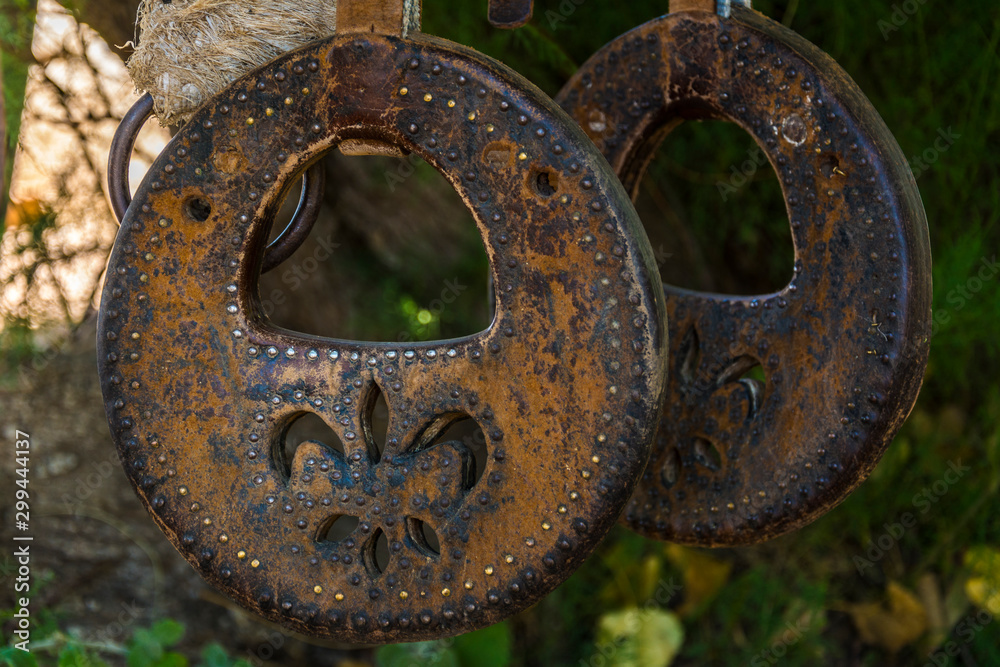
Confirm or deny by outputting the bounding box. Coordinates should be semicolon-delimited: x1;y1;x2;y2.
108;93;326;274
98;18;668;643
556;5;932;546
488;0;534;29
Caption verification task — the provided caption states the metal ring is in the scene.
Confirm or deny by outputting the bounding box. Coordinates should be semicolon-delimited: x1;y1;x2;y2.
108;94;325;274
261;161;326;273
108;93;154;223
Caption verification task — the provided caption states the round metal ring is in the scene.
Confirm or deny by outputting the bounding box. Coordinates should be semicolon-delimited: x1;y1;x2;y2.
108;93;155;223
108;94;324;274
98;31;667;642
557;5;932;546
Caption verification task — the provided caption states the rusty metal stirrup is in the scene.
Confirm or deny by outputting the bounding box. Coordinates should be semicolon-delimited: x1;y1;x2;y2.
108;93;326;274
98;0;667;643
556;0;932;546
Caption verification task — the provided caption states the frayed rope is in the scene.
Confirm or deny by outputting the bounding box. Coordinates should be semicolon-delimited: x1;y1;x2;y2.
126;0;337;125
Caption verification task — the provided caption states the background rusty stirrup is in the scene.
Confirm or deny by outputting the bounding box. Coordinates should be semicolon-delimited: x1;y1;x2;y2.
556;0;933;546
99;0;667;643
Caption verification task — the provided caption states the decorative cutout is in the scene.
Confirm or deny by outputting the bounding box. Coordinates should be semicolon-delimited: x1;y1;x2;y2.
675;328;765;476
275;412;345;482
406;518;441;558
317;514;360;543
288;382;477;574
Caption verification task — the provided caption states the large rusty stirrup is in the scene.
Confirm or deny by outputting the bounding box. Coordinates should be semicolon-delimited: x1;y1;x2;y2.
98;0;667;643
556;0;932;546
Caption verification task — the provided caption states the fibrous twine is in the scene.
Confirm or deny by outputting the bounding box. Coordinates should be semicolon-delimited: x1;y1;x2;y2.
127;0;337;125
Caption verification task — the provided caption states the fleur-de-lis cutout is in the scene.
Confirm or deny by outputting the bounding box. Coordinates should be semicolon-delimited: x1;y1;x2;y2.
661;328;765;487
286;386;476;577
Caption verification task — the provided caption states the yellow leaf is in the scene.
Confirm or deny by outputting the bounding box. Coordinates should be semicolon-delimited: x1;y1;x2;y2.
848;581;928;652
664;544;732;617
596;607;685;667
964;546;1000;613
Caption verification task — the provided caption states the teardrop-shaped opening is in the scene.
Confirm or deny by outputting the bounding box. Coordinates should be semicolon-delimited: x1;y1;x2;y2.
257;153;492;342
316;514;359;544
717;355;762;387
430;416;487;489
632;120;794;295
362;384;389;463
661;447;681;488
274;412;345;482
693;437;723;471
679;328;701;386
406;518;441;558
363;527;390;576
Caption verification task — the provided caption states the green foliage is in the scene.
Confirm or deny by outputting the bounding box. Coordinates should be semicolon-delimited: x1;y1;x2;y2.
0;648;37;667
127;619;187;667
375;622;512;667
0;0;35;227
0;610;251;667
196;643;252;667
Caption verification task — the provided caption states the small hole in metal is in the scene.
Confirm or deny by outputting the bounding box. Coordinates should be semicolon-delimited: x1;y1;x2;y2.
533;169;558;198
184;197;212;222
